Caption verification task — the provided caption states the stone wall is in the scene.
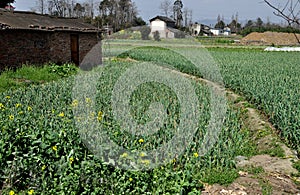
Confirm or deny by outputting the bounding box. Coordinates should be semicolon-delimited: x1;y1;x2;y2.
78;33;99;63
0;30;51;70
49;32;71;64
0;29;99;71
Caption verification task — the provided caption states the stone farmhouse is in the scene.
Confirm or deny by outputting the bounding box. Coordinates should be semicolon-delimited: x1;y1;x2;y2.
149;16;185;39
190;23;231;36
0;9;101;70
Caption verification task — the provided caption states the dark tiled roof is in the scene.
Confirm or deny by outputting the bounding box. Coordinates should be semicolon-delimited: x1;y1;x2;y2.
149;16;175;23
0;9;97;32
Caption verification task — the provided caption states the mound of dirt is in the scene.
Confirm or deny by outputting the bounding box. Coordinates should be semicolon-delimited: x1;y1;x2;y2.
241;31;300;46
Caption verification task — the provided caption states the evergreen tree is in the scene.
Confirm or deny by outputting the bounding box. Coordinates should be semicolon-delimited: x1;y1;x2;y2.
0;0;15;8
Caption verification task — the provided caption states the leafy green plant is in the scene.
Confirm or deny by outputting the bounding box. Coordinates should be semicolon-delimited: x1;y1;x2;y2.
153;31;161;41
0;63;78;92
48;63;78;77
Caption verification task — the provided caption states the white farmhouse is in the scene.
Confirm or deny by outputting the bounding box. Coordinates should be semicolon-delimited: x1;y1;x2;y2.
223;27;231;36
210;27;231;36
149;16;184;39
210;28;224;36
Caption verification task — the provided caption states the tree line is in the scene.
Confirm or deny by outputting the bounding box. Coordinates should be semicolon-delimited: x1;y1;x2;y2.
1;0;145;32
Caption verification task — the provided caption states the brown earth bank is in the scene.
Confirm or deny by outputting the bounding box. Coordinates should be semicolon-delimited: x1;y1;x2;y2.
241;31;300;46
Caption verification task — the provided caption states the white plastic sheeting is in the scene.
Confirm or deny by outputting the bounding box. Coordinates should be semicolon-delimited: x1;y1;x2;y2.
264;47;300;51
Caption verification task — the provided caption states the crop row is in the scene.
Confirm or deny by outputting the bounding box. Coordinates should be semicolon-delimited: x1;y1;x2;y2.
118;44;300;155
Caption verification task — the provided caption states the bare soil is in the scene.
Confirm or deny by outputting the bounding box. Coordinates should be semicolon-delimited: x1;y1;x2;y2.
241;31;300;46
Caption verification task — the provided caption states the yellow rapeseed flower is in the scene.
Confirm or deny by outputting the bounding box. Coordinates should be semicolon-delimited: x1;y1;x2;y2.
172;158;176;164
18;111;24;115
5;96;10;99
85;98;92;104
9;190;15;195
52;145;57;151
0;103;5;110
71;99;78;107
120;152;128;158
140;152;146;157
138;139;144;143
141;160;150;165
28;189;34;195
129;178;133;182
15;103;22;108
58;112;64;117
41;165;46;171
97;111;103;121
9;115;14;120
27;106;32;111
69;157;74;164
193;152;199;158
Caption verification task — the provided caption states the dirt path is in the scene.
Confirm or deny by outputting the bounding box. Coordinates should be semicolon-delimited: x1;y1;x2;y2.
162;66;300;194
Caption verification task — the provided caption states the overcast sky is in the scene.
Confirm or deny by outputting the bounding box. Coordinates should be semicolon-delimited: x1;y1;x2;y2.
13;0;285;25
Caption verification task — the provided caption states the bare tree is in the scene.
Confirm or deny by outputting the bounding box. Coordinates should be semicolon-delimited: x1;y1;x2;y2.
188;9;193;25
183;8;188;27
264;0;300;43
173;0;183;27
35;0;47;14
74;2;84;18
264;0;300;26
159;0;172;17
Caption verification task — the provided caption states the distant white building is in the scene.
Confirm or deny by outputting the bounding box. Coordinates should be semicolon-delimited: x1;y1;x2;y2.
223;27;231;36
190;23;212;36
210;27;231;36
149;16;185;39
210;28;224;36
190;23;201;36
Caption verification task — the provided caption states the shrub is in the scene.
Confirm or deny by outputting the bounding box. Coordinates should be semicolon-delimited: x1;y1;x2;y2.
139;26;151;40
153;31;161;41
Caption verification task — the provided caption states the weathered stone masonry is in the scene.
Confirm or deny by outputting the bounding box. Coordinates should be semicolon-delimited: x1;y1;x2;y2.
0;29;99;70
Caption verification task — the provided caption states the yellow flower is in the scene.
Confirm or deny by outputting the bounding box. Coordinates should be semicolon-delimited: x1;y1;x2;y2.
71;99;78;107
120;152;128;158
138;139;144;143
9;115;14;120
69;157;74;164
5;96;10;99
52;145;57;151
15;103;22;108
58;112;64;117
9;190;15;195
140;152;146;157
28;189;34;195
18;111;24;115
193;152;199;158
171;158;176;164
0;103;5;110
97;111;103;121
41;165;46;171
85;98;92;104
27;106;32;111
141;159;150;165
129;177;133;182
